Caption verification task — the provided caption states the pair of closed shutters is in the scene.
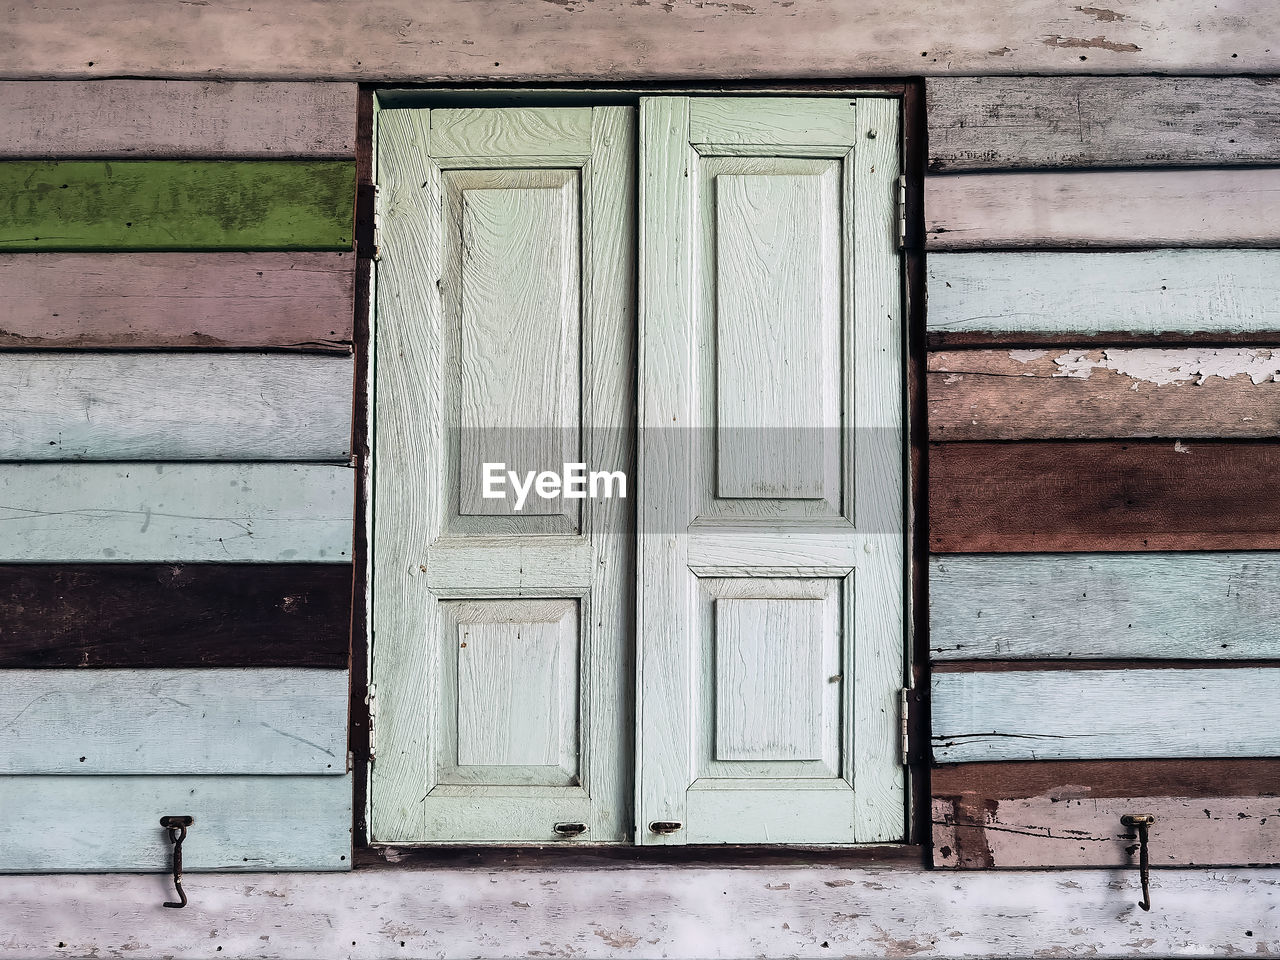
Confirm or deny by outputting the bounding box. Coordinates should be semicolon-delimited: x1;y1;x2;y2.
371;96;905;845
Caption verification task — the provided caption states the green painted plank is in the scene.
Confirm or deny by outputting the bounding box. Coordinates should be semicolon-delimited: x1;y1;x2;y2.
0;775;351;872
931;554;1280;660
0;161;354;251
1;669;348;774
0;463;353;562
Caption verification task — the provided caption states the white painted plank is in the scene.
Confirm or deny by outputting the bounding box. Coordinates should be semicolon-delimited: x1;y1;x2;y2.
0;463;353;562
0;669;347;774
0;354;352;461
927;250;1280;336
4;1;1278;79
933;668;1280;762
926;169;1280;249
0;866;1274;958
931;554;1280;660
0;776;351;872
0;80;356;158
927;77;1280;170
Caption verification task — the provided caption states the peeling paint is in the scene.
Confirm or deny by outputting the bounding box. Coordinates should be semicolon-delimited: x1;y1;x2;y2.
1073;5;1127;22
1051;348;1280;386
1041;34;1141;52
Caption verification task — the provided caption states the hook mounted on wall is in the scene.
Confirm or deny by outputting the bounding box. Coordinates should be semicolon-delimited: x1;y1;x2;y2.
160;815;194;909
1121;813;1157;911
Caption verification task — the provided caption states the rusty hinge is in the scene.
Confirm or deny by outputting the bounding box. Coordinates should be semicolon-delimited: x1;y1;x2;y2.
356;182;380;261
365;682;377;761
895;174;908;251
900;686;925;765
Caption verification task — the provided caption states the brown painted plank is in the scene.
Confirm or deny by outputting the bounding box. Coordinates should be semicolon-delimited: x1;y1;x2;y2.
928;348;1280;440
932;760;1280;869
925;168;1280;250
926;77;1280;171
2;1;1277;79
0;564;351;668
929;441;1280;552
0;252;353;350
0;81;356;159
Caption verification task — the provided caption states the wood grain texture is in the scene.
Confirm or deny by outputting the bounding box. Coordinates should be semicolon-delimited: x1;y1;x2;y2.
0;463;353;562
927;348;1280;439
930;554;1280;660
925;168;1280;250
0;775;351;872
932;758;1280;868
0;564;351;668
2;0;1277;79
0;160;355;251
932;668;1280;762
0;252;354;350
927;77;1280;171
927;250;1280;342
929;441;1280;552
0;868;1275;959
0;668;348;774
0;354;352;460
0;81;356;158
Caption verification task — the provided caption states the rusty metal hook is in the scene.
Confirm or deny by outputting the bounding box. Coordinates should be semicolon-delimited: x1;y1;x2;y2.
1121;814;1156;911
160;815;194;909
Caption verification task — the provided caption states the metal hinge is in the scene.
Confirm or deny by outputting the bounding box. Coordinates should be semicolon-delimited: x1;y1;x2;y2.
357;182;380;261
366;682;378;761
900;687;910;763
895;174;908;250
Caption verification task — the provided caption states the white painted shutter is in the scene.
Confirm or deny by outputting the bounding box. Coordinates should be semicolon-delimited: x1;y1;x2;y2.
371;107;634;842
636;97;906;844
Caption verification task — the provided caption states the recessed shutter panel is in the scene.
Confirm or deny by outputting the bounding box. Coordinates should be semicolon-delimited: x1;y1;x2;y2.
371;107;635;842
636;97;906;844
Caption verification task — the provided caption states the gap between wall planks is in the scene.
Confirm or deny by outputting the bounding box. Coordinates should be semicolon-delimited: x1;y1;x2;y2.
929;554;1280;660
3;0;1279;78
1;668;349;775
929;440;1280;553
926;250;1280;345
924;168;1280;250
0;463;354;562
931;758;1280;869
0;252;355;351
0;81;357;158
927;347;1280;440
0;160;355;251
931;667;1280;763
0;564;351;668
925;76;1280;171
0;354;353;460
0;775;352;872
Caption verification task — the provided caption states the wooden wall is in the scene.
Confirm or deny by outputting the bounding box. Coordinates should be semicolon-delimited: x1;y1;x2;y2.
0;81;359;872
925;76;1280;869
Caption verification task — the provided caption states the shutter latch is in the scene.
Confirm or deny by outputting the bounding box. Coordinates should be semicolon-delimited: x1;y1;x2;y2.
159;815;194;909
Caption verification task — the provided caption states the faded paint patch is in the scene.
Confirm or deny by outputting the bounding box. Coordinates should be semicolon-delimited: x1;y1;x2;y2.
1051;348;1280;386
1008;349;1048;365
1174;440;1192;454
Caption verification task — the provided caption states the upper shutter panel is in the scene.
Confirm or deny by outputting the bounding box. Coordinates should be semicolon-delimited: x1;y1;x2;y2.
636;97;906;844
371;107;635;843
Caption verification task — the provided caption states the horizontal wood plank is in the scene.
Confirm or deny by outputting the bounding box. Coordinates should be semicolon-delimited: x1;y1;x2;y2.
0;463;353;562
932;667;1280;762
927;77;1280;171
932;757;1280;869
0;775;351;872
930;554;1280;660
2;354;352;459
0;81;356;158
3;0;1277;79
0;867;1275;958
929;441;1280;552
927;250;1280;343
925;169;1280;250
928;347;1280;439
0;564;350;668
0;160;354;251
0;354;352;460
0;252;354;350
1;668;348;774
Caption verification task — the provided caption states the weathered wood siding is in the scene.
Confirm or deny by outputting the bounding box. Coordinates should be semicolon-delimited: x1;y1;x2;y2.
926;76;1280;869
0;79;357;873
